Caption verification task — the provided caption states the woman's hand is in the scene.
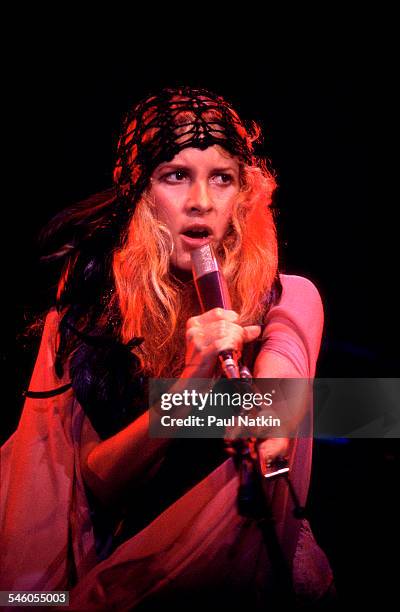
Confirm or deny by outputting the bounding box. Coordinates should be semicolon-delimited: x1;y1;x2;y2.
183;308;261;378
225;429;290;475
257;437;290;474
183;308;290;473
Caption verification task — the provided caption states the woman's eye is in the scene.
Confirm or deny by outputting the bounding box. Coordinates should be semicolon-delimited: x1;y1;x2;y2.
212;173;234;185
160;171;235;185
163;170;188;183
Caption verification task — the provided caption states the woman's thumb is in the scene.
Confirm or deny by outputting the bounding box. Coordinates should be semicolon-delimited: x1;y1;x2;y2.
243;325;263;343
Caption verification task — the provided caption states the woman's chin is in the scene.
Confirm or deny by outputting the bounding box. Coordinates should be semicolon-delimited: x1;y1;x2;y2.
169;263;193;283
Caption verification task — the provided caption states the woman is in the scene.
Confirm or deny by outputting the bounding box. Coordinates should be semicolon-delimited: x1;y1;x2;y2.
2;87;334;609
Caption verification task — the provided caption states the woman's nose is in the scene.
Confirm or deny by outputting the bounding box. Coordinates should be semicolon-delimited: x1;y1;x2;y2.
186;180;213;213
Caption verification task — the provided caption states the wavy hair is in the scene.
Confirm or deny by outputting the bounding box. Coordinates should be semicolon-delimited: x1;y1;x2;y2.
38;95;281;384
112;155;279;377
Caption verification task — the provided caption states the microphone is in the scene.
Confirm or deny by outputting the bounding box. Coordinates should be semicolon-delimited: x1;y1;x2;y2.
190;244;240;379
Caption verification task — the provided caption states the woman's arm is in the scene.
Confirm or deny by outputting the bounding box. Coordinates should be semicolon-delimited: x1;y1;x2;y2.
79;406;170;507
255;274;324;379
80;307;261;506
252;275;324;463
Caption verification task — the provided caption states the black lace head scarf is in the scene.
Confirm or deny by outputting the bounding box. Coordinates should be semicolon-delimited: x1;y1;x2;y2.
113;86;259;210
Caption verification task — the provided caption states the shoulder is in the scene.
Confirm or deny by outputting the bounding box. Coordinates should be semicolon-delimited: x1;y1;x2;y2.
39;307;64;354
257;274;324;377
43;307;62;334
267;274;324;324
279;274;323;304
28;308;70;392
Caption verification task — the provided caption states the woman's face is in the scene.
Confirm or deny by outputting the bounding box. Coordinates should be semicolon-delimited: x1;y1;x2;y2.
149;145;240;271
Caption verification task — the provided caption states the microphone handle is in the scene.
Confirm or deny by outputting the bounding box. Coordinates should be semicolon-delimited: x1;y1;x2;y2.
191;245;252;380
193;270;240;378
219;351;240;379
193;270;229;310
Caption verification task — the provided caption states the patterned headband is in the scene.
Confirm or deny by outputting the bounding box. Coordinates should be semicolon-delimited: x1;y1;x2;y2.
113;86;259;205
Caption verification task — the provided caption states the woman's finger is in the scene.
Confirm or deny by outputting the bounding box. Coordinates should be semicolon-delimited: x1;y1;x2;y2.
242;325;263;343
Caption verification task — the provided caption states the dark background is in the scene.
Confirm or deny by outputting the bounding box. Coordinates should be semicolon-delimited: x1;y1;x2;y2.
12;36;398;607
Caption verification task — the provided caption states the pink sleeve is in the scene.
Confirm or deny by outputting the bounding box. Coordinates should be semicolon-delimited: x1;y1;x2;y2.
1;309;97;590
260;274;324;377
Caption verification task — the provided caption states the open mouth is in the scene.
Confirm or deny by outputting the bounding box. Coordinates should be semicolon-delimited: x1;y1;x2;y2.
182;228;211;239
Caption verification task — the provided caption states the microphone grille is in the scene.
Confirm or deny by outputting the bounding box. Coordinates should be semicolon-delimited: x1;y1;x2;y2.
190;244;219;280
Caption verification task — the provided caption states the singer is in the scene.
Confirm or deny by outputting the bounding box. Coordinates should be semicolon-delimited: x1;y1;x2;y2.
3;87;335;609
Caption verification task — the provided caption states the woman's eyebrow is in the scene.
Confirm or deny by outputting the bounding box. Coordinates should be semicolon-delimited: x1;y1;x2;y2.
156;163;190;172
211;167;238;174
156;163;237;174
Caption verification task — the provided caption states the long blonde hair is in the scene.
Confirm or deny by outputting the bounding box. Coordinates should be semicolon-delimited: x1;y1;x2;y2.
113;159;278;377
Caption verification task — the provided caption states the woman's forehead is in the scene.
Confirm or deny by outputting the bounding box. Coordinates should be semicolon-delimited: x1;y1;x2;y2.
155;145;239;171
